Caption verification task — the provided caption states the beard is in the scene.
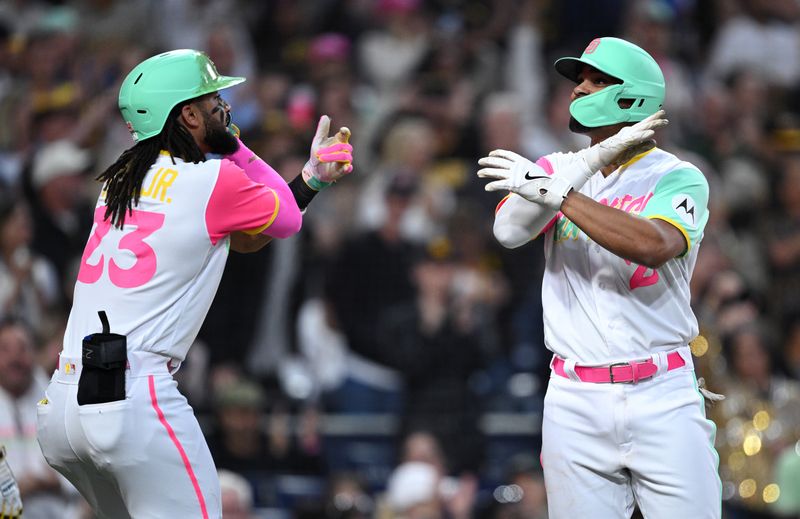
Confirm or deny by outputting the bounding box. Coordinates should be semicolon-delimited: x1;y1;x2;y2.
568;116;593;134
203;112;239;155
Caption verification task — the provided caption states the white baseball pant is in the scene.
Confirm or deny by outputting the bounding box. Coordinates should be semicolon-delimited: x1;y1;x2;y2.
36;353;221;519
541;352;721;518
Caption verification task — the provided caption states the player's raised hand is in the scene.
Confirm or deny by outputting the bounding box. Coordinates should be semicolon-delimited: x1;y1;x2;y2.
0;446;23;519
478;149;577;211
477;111;669;211
581;110;668;172
302;115;354;189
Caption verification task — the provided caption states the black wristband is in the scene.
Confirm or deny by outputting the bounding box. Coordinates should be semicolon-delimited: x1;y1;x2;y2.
288;174;319;210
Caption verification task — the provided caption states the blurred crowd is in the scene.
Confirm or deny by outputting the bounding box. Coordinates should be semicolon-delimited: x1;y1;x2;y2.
1;0;800;517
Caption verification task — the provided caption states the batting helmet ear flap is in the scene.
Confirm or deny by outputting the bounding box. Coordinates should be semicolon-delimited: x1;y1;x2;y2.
568;84;664;128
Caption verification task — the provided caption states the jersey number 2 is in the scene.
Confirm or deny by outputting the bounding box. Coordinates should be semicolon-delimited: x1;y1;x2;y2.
77;207;165;288
626;262;659;290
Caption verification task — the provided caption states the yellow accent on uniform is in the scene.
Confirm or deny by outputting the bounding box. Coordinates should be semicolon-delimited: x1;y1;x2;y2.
618;147;657;174
647;215;692;256
243;190;280;235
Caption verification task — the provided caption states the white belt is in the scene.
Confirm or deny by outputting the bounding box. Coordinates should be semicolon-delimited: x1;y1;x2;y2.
54;350;180;384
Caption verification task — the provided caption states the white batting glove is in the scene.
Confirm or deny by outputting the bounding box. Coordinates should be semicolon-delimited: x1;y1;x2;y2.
477;110;668;210
478;150;575;211
0;446;23;519
302;115;354;190
580;110;668;172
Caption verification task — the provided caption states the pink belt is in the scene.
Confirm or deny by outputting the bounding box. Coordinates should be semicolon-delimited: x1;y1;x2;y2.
551;351;686;384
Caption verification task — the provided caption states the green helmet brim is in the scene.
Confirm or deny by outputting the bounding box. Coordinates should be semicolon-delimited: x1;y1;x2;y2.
196;75;246;97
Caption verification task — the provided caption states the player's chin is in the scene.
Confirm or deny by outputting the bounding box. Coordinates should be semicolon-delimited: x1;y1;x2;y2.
205;126;240;155
568;116;593;134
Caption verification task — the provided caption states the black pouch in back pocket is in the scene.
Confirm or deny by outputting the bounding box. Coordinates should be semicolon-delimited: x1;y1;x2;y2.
77;311;127;405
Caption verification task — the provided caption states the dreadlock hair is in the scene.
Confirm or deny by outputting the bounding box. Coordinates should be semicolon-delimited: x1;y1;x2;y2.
97;100;207;228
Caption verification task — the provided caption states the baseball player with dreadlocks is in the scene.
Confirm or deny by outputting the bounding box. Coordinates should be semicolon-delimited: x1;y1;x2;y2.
478;37;719;517
35;49;353;518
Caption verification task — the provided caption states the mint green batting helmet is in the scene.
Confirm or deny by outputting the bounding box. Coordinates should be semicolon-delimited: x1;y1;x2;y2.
118;49;245;142
554;37;665;128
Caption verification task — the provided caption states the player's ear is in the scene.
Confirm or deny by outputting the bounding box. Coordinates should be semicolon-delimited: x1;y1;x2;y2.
178;103;204;132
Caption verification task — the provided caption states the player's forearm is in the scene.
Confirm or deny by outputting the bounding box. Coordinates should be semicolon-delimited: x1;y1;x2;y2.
230;232;273;253
560;191;681;268
227;138;294;204
493;194;558;248
228;139;304;238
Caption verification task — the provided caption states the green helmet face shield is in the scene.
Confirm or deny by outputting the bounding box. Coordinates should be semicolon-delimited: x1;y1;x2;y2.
554;37;665;128
118;49;245;142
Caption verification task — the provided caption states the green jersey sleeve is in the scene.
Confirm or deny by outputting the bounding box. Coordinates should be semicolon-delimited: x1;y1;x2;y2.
640;167;709;256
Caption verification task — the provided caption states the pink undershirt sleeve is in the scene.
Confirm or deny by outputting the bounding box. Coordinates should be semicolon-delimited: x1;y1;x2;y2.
221;139;302;238
225;138;296;206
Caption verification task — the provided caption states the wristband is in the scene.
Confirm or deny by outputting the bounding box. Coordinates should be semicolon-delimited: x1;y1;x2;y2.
289;174;320;210
305;175;331;191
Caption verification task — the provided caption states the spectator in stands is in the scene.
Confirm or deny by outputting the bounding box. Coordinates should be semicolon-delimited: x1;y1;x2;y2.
218;469;257;519
711;323;800;517
706;0;800;89
0;318;77;517
384;461;443;519
28;139;94;296
383;457;476;519
766;154;800;326
0;194;59;331
376;240;492;474
495;453;548;519
784;318;800;381
356;118;443;243
320;472;373;519
323;171;421;414
357;0;431;93
207;378;325;499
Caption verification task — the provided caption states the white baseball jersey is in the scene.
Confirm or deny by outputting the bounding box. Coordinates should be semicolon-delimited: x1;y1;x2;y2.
39;152;296;519
521;147;720;518
62;152;286;362
539;147;709;364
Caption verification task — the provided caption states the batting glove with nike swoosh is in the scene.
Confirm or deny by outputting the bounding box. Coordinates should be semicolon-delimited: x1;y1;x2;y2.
0;446;23;519
477;110;668;210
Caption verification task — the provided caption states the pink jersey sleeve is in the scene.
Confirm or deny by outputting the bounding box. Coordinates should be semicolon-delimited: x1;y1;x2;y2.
225;138;295;206
205;160;302;245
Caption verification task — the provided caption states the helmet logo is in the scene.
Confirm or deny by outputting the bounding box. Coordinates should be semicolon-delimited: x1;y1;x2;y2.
584;38;601;54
